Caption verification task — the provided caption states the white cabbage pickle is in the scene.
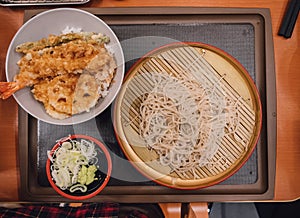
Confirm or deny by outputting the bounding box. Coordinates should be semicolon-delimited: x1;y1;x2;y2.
49;138;100;192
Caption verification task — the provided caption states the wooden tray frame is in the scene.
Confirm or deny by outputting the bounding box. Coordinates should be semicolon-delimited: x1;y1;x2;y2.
18;7;276;202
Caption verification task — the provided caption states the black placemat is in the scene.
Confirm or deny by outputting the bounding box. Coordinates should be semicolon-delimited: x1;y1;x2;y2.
37;23;258;187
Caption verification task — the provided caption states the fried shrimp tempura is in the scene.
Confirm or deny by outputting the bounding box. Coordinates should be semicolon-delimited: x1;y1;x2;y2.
16;40;100;86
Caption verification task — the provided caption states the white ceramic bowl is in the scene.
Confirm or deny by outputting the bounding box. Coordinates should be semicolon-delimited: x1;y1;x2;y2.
6;8;124;125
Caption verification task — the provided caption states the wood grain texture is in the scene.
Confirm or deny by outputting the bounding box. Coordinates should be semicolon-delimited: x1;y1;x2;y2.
0;0;299;202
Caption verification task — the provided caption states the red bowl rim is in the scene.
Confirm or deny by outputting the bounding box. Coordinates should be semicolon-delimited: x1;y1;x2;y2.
46;134;112;200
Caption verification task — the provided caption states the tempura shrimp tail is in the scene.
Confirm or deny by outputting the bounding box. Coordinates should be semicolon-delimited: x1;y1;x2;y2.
0;81;25;99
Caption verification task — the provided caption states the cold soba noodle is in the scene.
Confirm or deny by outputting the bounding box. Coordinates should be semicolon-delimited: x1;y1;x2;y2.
139;72;228;177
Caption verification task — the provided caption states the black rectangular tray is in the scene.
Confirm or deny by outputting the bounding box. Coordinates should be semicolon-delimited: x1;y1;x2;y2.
18;7;276;202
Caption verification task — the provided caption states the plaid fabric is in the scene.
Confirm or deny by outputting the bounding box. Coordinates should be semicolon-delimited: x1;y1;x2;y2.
0;203;121;218
125;209;149;218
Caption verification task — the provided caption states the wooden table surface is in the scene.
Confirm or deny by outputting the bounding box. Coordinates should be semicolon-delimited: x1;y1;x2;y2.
0;0;299;202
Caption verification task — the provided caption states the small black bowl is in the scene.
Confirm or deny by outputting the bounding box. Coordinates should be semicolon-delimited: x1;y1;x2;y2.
46;134;112;200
